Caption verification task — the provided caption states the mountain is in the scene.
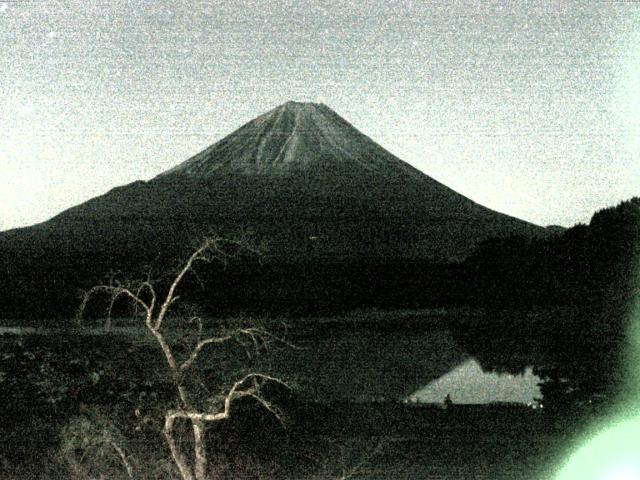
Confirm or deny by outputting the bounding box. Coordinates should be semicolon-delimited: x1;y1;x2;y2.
0;101;544;319
160;101;428;179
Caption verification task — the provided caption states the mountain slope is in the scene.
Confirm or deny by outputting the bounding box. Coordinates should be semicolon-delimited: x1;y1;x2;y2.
0;101;544;318
26;101;539;259
160;101;427;179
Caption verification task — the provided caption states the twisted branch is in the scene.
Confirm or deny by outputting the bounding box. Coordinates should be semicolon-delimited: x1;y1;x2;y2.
77;236;290;480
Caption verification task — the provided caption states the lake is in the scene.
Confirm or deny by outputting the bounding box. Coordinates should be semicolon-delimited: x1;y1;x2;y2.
0;312;544;405
268;324;542;403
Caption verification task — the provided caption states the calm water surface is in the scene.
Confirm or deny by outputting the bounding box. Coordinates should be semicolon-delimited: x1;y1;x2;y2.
0;324;543;404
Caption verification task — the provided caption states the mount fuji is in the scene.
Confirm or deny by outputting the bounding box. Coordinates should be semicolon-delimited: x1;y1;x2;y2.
0;101;544;317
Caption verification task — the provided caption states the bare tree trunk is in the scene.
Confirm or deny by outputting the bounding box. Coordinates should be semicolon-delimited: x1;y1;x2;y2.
164;414;195;480
78;238;286;480
192;419;207;480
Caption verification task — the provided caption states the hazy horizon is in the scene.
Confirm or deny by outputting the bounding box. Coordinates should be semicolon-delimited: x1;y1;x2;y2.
2;1;639;231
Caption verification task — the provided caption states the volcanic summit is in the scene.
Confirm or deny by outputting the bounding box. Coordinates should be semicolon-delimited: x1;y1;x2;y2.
0;101;543;317
2;101;543;259
161;101;427;180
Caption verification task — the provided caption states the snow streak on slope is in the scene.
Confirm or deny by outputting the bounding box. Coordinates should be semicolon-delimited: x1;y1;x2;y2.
160;101;425;181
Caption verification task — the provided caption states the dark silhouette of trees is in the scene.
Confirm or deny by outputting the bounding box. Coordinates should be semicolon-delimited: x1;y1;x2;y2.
456;198;640;408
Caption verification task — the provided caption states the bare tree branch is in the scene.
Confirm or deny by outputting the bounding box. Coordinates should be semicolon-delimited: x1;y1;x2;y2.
166;373;289;423
155;237;221;331
78;236;288;480
78;284;153;326
109;439;135;480
179;334;234;373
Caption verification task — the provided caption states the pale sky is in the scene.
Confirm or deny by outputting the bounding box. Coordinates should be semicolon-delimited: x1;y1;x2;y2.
1;1;639;231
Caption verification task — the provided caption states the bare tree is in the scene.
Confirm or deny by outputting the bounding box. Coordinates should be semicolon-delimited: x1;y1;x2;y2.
78;237;290;480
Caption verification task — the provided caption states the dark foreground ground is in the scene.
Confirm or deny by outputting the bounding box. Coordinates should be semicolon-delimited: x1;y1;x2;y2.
0;398;587;479
0;330;600;479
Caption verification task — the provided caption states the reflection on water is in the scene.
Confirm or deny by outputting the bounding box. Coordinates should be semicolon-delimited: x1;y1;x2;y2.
409;358;542;405
1;324;544;404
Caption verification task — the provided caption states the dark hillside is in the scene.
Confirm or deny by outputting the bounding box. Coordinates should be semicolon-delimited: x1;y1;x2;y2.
0;102;542;321
455;198;640;408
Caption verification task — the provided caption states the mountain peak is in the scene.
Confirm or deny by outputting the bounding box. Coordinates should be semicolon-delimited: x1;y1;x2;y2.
271;100;330;124
280;100;325;110
159;102;424;180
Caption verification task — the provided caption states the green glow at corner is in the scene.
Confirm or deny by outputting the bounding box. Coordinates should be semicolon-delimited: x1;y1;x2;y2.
555;416;640;480
555;270;640;480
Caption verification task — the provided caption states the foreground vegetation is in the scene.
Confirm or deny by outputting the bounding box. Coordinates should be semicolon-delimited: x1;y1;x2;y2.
0;319;613;479
0;198;636;478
